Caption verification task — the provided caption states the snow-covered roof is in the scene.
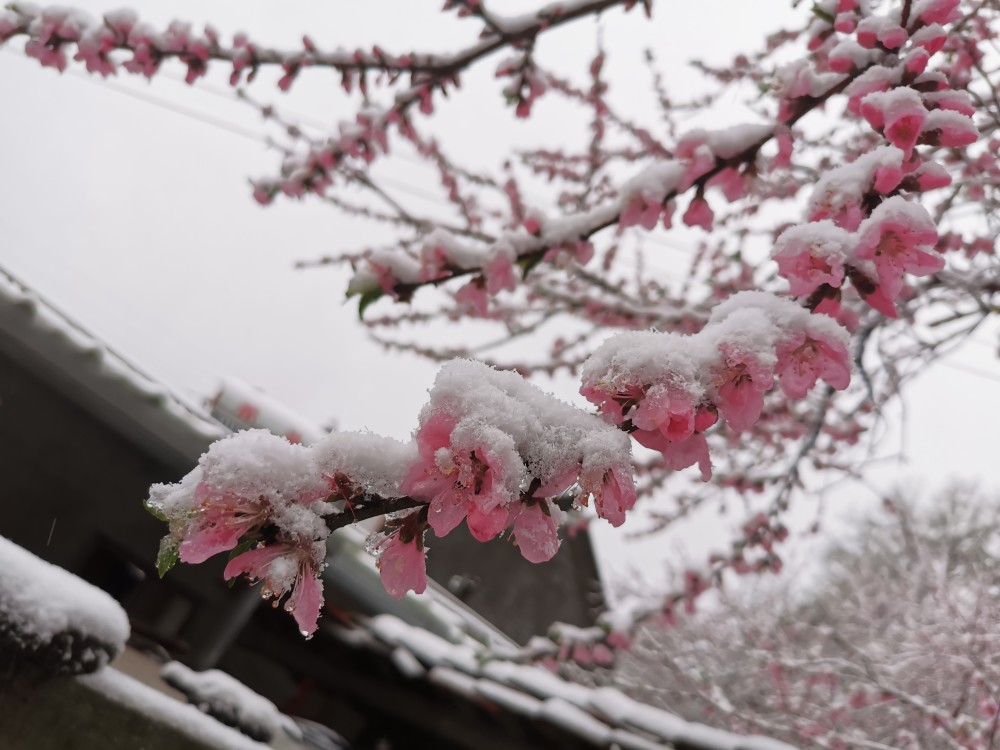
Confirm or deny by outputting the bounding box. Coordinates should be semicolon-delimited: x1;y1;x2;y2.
210;376;328;445
0;266;227;469
344;614;795;750
80;667;271;750
161;660;302;743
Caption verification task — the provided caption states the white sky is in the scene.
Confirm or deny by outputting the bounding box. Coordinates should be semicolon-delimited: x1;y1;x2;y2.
1;1;998;590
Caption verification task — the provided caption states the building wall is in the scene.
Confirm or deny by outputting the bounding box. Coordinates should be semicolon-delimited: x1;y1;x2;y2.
427;527;604;644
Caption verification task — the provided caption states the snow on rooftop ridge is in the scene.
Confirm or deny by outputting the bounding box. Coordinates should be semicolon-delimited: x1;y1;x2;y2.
160;661;301;744
370;613;480;673
212;377;327;445
0;266;227;442
80;668;271;750
0;535;130;675
366;615;796;750
540;698;614;745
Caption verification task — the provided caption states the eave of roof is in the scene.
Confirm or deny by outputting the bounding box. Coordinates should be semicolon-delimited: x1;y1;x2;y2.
350;614;796;750
0;266;227;470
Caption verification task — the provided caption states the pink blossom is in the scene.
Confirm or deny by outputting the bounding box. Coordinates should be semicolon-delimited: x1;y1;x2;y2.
25;40;68;71
872;162;903;194
578;382;634;424
922;90;975;117
775;331;851;399
455;278;489;316
676;141;716;191
485;251;517;294
402;415;466;535
591;643;614;666
523;214;542;235
224;544;324;636
631;382;697;445
856;17;907;50
402;415;516;540
916;0;961;25
466;492;509;542
419;244;451;282
850;269;899;318
773;222;850;297
860;89;927;157
74;29;117;76
512;499;560;563
660;201;676;230
177;484;268;564
921;110;978;148
773;127;794;170
659;432;713;482
910;23;948;55
573;240;595;264
251;184;273;206
834;13;857;34
844;66;900;116
683;196;714;231
620;192;663;230
582;464;636;528
911;162;952;191
828;41;870;74
708;167;747;202
854;197;943;300
712;345;774;434
904;49;930;76
367;260;403;296
377;526;428;599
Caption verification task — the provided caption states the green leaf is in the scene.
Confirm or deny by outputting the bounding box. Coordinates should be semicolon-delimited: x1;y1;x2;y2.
346;278;384;319
517;253;544;279
356;287;383;319
156;536;180;578
811;3;835;22
228;537;256;560
144;499;169;522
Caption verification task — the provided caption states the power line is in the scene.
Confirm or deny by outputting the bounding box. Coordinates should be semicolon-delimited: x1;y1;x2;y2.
1;46;690;271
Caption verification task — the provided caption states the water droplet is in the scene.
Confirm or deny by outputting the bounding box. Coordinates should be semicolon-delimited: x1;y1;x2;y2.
363;532;382;556
301;631;314;641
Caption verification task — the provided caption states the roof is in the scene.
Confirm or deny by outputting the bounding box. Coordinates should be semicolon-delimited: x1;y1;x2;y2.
338;614;795;750
0;266;227;470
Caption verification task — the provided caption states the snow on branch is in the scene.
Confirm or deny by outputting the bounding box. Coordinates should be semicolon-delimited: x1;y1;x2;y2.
0;1;639;84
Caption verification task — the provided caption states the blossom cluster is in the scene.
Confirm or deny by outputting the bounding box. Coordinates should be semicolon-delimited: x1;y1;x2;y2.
147;283;853;638
772;0;977;315
618;124;774;234
384;359;636;590
147;359;635;633
147;429;413;636
581;292;851;480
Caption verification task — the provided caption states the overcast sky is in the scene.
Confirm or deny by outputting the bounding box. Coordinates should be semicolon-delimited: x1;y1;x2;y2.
2;1;998;590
